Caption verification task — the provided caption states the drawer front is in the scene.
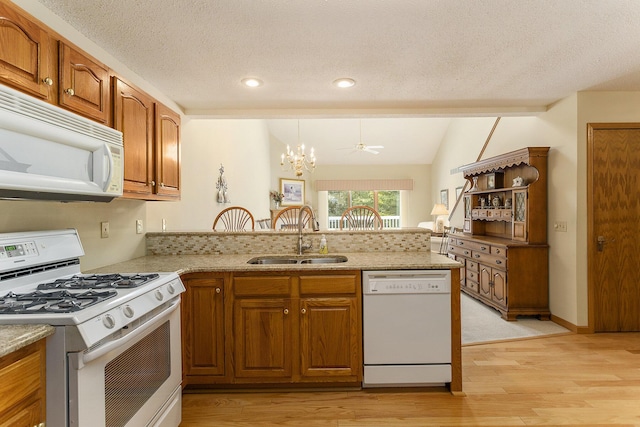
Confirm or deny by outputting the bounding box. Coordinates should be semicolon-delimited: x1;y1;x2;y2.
465;279;479;293
449;245;471;258
467;260;479;272
456;239;490;254
472;251;507;269
491;246;507;257
466;269;478;283
299;274;357;295
234;276;292;296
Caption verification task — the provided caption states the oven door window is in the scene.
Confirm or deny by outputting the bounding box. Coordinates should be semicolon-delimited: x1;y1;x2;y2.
105;321;171;427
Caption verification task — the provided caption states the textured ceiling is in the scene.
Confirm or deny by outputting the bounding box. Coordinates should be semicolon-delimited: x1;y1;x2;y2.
28;0;640;164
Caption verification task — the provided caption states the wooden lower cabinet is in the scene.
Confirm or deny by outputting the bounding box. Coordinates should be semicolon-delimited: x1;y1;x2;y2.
450;235;549;321
233;271;362;386
0;339;46;427
181;270;362;388
181;273;228;386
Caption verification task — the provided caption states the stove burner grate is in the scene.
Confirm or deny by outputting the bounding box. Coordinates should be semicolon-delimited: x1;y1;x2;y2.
0;289;117;314
36;273;160;291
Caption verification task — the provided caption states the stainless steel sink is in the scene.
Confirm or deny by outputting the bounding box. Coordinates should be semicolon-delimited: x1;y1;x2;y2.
247;255;348;265
246;256;299;265
298;256;348;264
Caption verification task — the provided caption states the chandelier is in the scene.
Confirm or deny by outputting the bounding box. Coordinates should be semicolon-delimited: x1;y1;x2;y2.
281;121;316;177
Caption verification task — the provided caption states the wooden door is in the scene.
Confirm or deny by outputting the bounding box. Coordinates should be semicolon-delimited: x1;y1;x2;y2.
0;3;53;101
479;265;492;300
233;298;293;380
113;77;154;198
588;123;640;331
492;269;507;308
58;42;109;123
155;103;181;199
181;276;225;378
299;297;361;381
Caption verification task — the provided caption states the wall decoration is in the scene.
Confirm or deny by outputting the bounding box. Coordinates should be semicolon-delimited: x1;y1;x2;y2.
440;189;449;209
280;178;305;206
215;164;229;203
455;186;463;201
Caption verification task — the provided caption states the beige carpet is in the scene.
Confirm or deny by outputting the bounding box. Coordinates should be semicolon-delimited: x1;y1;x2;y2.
461;292;570;345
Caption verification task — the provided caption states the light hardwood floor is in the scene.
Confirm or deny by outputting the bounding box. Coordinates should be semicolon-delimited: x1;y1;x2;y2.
181;333;640;426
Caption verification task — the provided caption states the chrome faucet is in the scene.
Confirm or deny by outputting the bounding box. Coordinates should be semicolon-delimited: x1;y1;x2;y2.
297;204;320;255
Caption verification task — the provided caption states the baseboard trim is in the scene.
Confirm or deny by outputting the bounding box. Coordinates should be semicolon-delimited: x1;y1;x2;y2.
550;314;590;333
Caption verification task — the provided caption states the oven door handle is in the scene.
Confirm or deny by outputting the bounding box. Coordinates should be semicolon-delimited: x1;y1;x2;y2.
72;299;180;369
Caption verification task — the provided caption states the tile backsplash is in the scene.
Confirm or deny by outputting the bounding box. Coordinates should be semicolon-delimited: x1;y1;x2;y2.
146;229;431;256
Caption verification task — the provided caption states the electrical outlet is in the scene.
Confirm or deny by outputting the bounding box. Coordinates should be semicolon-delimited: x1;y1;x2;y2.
554;221;567;232
101;221;110;238
136;219;143;234
162;219;167;232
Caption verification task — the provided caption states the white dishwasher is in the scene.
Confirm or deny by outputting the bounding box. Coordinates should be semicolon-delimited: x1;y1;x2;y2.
362;270;451;387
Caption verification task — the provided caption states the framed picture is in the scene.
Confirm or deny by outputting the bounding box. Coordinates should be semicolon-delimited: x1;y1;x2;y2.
440;189;449;209
280;178;305;206
455;186;463;201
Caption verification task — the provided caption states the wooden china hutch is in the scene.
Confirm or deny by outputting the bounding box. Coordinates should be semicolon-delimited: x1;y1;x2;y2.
448;147;550;320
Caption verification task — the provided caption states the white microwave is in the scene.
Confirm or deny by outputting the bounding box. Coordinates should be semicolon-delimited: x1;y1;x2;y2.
0;83;123;202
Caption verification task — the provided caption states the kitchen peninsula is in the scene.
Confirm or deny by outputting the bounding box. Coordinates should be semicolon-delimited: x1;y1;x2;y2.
89;228;463;393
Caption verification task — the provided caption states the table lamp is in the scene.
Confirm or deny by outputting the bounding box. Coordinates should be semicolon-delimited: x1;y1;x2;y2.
430;203;449;233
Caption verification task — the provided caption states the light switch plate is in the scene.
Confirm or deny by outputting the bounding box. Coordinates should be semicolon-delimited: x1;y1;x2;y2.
136;219;143;234
554;221;567;232
101;222;109;238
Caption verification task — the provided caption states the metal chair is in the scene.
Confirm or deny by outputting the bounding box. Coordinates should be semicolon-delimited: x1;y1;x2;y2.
339;206;383;230
272;206;312;230
212;206;254;231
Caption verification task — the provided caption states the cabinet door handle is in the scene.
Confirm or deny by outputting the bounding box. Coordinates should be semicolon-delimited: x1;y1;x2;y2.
301;308;307;314
215;287;221;294
42;77;53;86
65;88;75;96
283;308;289;315
151;180;156;186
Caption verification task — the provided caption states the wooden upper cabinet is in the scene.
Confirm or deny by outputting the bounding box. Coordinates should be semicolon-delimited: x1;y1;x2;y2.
155;103;181;199
0;2;54;100
113;77;155;198
58;42;109;123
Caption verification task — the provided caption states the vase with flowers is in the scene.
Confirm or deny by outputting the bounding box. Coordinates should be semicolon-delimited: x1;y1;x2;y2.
270;190;284;209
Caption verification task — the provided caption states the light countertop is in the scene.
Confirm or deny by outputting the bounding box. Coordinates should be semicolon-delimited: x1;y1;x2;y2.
87;251;461;274
0;324;55;358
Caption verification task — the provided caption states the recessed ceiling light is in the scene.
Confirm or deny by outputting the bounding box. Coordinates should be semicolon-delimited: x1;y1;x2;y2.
333;78;356;88
241;78;263;88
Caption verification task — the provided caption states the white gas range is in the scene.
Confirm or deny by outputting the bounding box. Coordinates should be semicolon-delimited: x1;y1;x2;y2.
0;229;184;427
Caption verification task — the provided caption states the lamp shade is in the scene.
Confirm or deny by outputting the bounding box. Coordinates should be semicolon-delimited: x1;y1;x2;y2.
430;203;449;216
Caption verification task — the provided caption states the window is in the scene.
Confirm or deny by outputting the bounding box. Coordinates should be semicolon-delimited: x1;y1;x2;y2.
328;190;401;229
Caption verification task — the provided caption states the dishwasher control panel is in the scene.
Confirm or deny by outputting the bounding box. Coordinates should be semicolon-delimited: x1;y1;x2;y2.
362;270;451;294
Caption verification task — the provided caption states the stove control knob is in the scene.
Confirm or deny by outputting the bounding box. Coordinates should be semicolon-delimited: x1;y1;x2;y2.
103;314;116;329
123;305;134;318
155;290;164;301
167;283;175;294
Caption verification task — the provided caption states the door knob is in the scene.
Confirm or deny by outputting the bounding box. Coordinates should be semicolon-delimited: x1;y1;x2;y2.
597;236;615;252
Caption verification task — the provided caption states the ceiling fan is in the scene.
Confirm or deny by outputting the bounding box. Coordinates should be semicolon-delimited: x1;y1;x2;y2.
340;120;384;155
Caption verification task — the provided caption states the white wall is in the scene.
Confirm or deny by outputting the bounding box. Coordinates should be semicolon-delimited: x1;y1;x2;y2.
0;198;147;271
146;119;272;231
430;105;579;326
